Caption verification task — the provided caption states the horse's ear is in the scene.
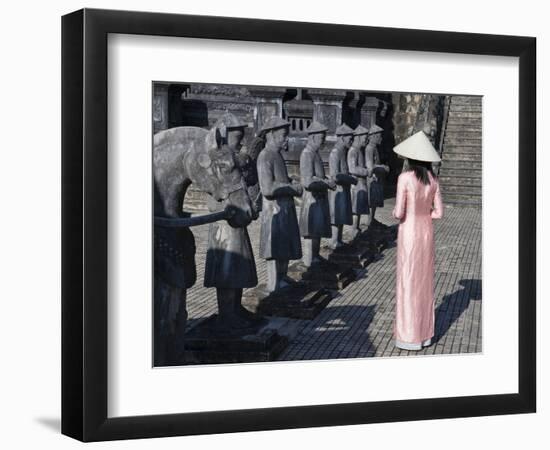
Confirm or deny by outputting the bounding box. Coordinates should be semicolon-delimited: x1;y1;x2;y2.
205;127;222;151
215;127;224;148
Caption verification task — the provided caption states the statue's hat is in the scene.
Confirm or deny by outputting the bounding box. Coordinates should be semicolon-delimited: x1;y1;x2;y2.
205;112;248;149
260;116;291;133
353;125;369;136
368;124;384;135
335;124;355;136
214;112;248;139
306;121;328;134
393;131;442;162
218;112;247;130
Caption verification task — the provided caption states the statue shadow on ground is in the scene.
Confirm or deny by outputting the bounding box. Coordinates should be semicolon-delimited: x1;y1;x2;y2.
285;304;377;360
433;278;482;344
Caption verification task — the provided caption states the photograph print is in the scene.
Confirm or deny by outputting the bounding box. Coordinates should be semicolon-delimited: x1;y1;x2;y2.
152;82;482;367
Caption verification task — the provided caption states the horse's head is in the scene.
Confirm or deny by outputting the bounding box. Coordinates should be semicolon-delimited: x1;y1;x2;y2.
193;113;257;227
205;143;257;228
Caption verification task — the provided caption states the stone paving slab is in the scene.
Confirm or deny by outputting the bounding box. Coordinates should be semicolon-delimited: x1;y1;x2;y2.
184;198;482;360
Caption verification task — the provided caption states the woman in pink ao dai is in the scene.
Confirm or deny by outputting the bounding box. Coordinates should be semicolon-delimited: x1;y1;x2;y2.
392;131;443;351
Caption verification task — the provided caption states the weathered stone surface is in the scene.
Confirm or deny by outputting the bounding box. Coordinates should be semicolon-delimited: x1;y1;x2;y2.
445;124;482;131
443;152;482;162
441;160;482;170
445;129;482;136
440;193;482;206
442;168;482;178
442;144;482;153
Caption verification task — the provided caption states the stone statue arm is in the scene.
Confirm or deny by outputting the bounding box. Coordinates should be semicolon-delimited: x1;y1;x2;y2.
347;149;369;177
373;146;390;173
301;151;331;192
365;145;375;178
258;157;302;199
431;179;444;219
329;149;356;186
335;173;358;186
154;206;237;228
328;151;357;186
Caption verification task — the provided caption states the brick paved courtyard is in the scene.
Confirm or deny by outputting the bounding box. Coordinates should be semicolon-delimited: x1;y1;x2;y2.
185;198;482;360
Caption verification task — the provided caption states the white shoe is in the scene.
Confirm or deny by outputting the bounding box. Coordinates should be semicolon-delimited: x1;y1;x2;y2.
395;338;432;351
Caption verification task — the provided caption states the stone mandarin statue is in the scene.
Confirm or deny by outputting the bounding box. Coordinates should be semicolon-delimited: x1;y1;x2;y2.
257;116;303;293
298;121;336;267
328;124;357;249
365;124;390;227
203;113;261;330
347;125;371;237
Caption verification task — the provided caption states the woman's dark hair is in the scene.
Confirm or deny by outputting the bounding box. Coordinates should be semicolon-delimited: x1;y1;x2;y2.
406;158;434;185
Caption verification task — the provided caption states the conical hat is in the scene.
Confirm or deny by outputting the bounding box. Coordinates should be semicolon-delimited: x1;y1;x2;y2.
217;111;248;130
260;116;290;133
368;124;384;135
353;125;369;136
393;131;441;162
335;124;354;136
306;121;328;134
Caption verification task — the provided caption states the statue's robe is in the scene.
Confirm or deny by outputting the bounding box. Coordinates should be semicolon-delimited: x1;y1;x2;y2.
257;145;302;260
347;144;370;215
328;145;354;225
298;145;332;238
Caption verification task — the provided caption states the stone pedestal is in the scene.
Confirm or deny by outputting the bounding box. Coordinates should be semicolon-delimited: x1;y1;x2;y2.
287;259;357;290
182;315;289;364
320;224;397;272
242;283;334;320
326;242;371;269
355;224;397;266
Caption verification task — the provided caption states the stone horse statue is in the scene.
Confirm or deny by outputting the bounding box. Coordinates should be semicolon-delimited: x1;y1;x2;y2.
153;125;257;365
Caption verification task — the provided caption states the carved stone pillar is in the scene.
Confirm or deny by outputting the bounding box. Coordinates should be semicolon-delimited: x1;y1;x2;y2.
307;89;347;137
183;83;255;129
357;94;379;129
248;86;287;133
153;83;170;134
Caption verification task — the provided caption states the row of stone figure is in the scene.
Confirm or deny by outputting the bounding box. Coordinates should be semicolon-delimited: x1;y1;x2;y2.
204;114;390;296
153;112;391;364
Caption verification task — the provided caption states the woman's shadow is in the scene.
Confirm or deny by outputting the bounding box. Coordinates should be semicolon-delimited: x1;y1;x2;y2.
433;278;482;344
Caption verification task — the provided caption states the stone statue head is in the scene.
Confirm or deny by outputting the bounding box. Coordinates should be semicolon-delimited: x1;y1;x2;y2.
261;116;291;152
266;126;289;152
209;112;248;152
353;125;369;148
368;124;384;146
226;128;245;151
335;124;354;149
308;131;326;149
337;134;353;149
306;121;328;150
369;133;382;145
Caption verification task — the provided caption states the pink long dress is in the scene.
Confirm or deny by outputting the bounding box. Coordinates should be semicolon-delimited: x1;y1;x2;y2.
392;171;443;345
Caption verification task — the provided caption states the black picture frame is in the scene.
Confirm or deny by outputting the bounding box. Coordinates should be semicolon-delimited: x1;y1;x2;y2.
61;8;536;442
